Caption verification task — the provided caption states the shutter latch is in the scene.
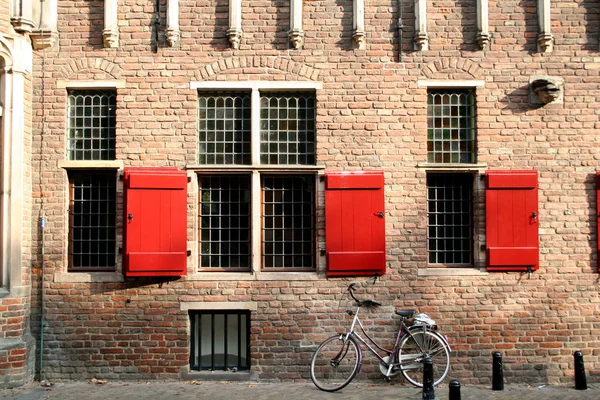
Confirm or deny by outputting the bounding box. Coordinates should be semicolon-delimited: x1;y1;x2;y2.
375;211;384;218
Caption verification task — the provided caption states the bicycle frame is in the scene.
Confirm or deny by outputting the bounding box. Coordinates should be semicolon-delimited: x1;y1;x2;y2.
343;304;432;377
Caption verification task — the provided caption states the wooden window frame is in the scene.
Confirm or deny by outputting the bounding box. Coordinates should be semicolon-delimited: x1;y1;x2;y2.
67;170;117;272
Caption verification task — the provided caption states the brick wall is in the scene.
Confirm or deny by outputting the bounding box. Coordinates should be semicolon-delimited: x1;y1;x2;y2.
0;0;10;33
25;0;600;385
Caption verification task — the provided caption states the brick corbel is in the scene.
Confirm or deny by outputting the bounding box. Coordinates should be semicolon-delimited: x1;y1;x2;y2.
353;0;366;49
414;0;428;51
228;0;242;49
166;0;180;47
476;0;490;50
537;0;553;53
103;0;119;48
289;0;304;49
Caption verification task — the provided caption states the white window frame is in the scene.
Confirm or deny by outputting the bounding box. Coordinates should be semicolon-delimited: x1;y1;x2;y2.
417;80;488;276
55;81;124;283
189;81;324;281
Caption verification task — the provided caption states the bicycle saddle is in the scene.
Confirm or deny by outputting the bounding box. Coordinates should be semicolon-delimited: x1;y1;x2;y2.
395;310;416;318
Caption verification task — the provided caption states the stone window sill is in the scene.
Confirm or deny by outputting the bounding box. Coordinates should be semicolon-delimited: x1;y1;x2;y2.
54;272;124;283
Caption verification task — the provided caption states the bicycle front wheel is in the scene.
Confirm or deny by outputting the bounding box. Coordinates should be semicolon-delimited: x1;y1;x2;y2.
397;329;450;387
310;335;360;392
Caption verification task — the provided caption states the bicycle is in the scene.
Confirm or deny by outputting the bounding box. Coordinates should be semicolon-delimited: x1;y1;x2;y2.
310;282;451;392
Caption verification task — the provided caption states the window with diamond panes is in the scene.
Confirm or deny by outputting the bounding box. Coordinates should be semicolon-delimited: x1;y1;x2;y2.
199;175;251;270
68;170;117;270
190;310;250;371
198;93;251;165
427;89;475;164
262;175;315;270
67;91;116;161
260;93;316;165
427;173;473;265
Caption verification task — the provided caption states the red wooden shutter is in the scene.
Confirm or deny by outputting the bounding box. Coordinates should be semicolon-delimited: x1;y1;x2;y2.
123;167;188;277
597;172;600;258
486;170;539;271
325;171;386;276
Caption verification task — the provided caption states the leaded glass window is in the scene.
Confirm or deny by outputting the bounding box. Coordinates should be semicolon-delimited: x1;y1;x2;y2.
427;173;473;265
67;91;116;161
262;175;315;269
198;93;251;165
68;170;117;270
199;175;251;270
427;89;475;164
259;93;316;165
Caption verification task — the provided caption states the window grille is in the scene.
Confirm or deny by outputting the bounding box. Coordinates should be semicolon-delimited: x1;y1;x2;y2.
198;93;251;165
427;173;473;265
260;93;316;165
427;89;475;164
190;311;250;371
199;175;251;270
68;170;116;270
262;175;315;270
67;91;116;161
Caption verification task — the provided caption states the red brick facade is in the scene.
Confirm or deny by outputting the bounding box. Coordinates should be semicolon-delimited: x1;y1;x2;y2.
1;0;599;388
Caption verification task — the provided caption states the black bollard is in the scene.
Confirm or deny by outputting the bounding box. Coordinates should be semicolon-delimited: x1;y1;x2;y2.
422;357;436;400
492;352;504;391
574;351;587;390
449;380;461;400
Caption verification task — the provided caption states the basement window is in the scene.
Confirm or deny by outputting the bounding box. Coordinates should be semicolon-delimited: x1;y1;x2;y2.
190;310;250;371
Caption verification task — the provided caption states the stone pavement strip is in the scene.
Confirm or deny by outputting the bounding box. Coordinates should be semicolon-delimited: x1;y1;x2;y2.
1;381;599;400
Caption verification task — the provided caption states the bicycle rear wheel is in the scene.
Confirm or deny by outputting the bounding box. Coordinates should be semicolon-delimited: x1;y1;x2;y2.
310;335;360;392
397;329;450;387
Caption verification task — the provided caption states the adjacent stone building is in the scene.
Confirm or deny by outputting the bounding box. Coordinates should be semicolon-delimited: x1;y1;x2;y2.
0;0;599;388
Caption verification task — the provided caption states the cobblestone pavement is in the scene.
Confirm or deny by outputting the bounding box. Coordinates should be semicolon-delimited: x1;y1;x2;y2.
1;381;599;400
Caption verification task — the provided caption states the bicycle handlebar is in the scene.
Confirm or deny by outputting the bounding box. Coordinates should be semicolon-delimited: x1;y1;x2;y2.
347;283;381;309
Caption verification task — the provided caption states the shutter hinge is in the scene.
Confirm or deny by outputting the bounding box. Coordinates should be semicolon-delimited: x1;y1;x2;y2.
188;176;192;183
187;250;192;256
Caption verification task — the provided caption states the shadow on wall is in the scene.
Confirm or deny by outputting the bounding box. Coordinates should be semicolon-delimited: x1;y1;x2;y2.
519;0;540;54
578;0;600;52
500;83;537;113
333;0;353;51
85;1;105;49
458;0;479;52
210;0;231;50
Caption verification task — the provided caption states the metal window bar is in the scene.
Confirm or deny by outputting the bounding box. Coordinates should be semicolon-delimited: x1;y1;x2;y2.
262;175;315;270
427;173;473;265
199;175;251;270
67;91;116;161
427;89;476;164
198;93;251;165
259;93;316;165
190;311;250;371
68;170;117;270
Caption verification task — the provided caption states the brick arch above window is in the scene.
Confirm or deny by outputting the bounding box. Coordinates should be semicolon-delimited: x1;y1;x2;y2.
421;58;483;81
58;58;123;80
195;56;320;82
